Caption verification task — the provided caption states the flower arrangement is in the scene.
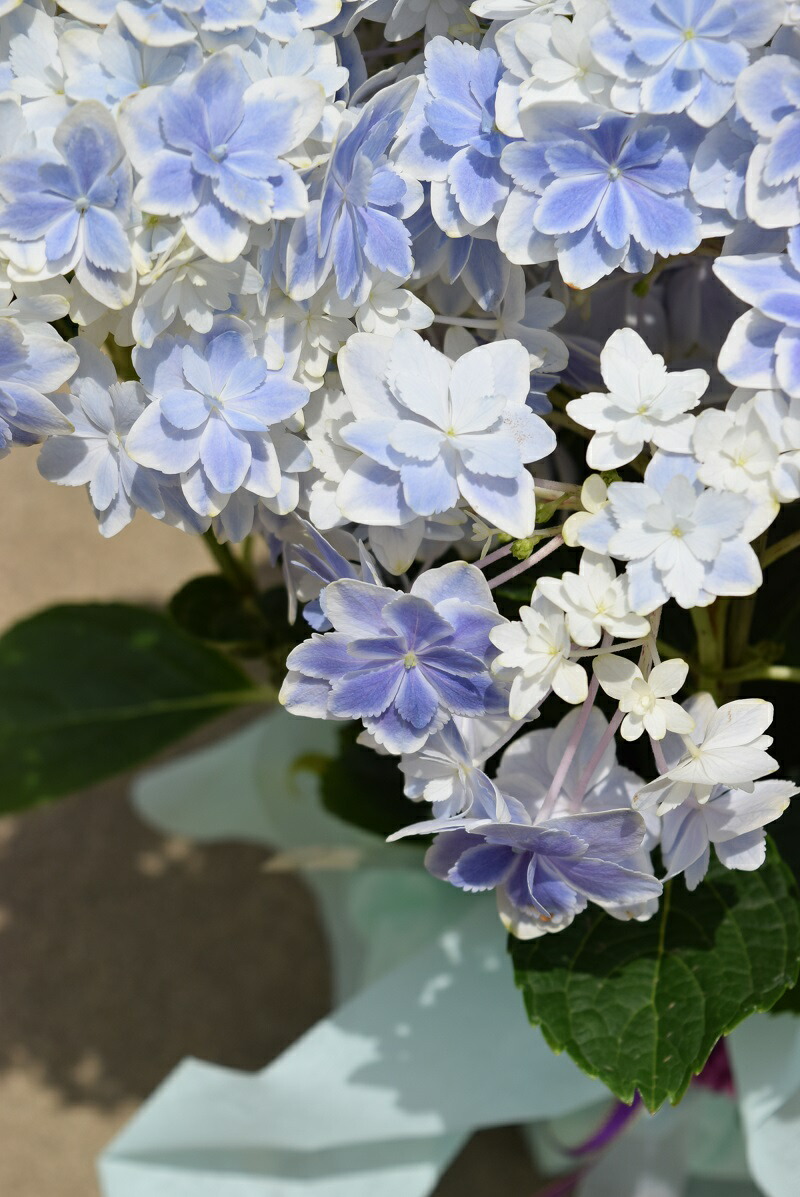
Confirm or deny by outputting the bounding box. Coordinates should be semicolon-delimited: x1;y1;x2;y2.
2;0;800;1188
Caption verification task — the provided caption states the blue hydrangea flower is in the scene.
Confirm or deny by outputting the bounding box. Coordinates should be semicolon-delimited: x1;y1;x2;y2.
280;561;508;754
736;37;800;230
591;0;784;128
335;330;556;539
0;102;135;309
715;228;800;398
36;338;168;538
499;104;702;288
689;109;756;233
286;78;423;305
60;16;202;113
394;38;514;236
125;320;310;518
282;516;382;630
0;317;77;456
59;0;266;46
408;197;512;312
119;52;326;263
257;0;343;40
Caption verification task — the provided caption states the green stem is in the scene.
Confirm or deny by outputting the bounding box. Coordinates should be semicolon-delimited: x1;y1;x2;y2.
202;529;255;595
762;530;800;569
691;606;722;700
721;664;800;685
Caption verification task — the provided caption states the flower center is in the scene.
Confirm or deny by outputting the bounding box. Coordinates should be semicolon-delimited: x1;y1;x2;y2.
403;651;418;669
608;165;621;181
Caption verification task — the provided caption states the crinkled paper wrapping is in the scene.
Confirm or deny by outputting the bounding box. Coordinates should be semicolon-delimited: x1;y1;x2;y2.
97;712;798;1197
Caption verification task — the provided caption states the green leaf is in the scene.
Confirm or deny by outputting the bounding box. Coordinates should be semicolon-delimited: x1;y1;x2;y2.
319;723;425;840
511;839;800;1111
0;603;263;812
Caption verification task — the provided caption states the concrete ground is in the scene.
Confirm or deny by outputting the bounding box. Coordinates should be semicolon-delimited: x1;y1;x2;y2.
0;449;539;1195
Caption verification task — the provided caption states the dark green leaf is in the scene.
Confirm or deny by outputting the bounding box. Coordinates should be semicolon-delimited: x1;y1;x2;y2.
0;603;261;811
320;723;425;840
511;839;800;1111
169;574;265;647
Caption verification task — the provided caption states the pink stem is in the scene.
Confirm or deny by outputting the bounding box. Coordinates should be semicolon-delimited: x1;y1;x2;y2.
538;633;611;822
474;542;514;569
489;536;563;591
650;735;669;775
570;708;624;809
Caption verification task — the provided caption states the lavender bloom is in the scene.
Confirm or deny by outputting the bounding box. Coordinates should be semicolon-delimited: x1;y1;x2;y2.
280;561;508;754
715;228;800;398
392;710;661;938
0;103;135;309
408;197;512;312
499;104;702;288
257;0;343;40
119;52;326;263
36;338;168;538
125;320;310;518
394;38;514;236
592;0;784;129
0;317;77;456
282;516;382;630
286;79;423;305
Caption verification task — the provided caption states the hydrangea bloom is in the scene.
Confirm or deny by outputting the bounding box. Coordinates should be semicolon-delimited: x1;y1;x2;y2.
119;52;326;262
575;451;762;613
280;562;508;753
0;103;135;308
536;550;649;648
736;46;800;229
567;327;708;469
125;320;310;518
335;331;556;539
636;697;777;813
59;0;267;46
0;316;77;456
591;0;784;128
394;39;513;235
489;592;588;718
36;338;168;537
714;233;800;399
499;105;702;287
393;709;661;938
287;79;422;305
495;4;611;137
399;715;517;819
656;696;795;889
593;653;695;742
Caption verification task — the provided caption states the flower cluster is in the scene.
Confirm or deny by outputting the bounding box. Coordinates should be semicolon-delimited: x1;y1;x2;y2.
2;0;798;942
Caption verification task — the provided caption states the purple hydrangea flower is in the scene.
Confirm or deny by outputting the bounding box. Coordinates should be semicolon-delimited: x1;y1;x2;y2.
286;78;423;305
736;34;800;230
394;38;514;236
392;708;662;938
119;51;326;262
592;0;784;128
280;561;508;754
499;104;702;288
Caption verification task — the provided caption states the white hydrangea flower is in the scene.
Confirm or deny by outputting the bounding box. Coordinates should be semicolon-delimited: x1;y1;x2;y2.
576;453;762;614
537;550;649;648
661;772;797;890
350;274;434;336
562;473;608;548
489;592;588;719
593;654;695;742
399;714;521;818
748;388;800;505
636;696;778;814
495;3;611;138
567;328;708;470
